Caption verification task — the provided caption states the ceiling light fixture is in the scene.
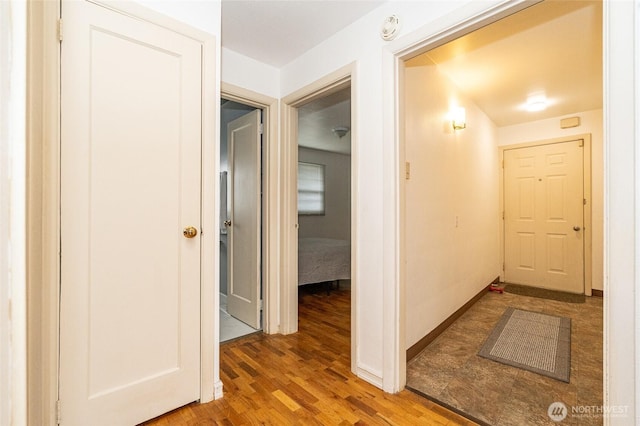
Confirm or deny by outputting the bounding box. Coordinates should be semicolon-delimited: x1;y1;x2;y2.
332;126;350;138
525;95;548;112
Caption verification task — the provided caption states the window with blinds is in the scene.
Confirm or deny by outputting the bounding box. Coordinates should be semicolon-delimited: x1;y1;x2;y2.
298;162;325;215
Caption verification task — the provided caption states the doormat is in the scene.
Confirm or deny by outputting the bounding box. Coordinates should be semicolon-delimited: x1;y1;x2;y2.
504;283;585;303
478;307;571;382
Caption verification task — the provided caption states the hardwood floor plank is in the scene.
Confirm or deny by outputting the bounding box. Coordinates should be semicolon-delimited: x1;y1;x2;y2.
143;289;475;425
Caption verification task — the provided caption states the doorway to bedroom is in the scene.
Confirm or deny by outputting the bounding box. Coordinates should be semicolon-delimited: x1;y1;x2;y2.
219;98;263;342
296;85;352;338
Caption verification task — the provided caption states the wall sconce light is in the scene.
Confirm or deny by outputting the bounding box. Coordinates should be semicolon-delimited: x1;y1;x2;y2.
451;107;466;130
332;126;350;138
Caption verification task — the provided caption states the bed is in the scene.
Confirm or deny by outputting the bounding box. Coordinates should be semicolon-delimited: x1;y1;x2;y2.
298;238;351;287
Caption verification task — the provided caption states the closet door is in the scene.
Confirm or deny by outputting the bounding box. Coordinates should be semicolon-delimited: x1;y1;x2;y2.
59;1;202;424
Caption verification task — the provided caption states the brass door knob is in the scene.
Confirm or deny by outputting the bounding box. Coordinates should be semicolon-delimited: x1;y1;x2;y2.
573;226;581;231
183;226;198;238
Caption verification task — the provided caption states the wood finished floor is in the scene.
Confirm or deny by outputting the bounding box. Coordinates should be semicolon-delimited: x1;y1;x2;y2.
143;285;475;425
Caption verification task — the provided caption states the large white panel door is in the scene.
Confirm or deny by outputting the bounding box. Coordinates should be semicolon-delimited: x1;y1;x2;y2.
227;110;262;329
59;1;202;424
504;140;584;293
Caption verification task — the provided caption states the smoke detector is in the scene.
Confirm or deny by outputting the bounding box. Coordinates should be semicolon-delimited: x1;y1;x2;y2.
381;15;400;41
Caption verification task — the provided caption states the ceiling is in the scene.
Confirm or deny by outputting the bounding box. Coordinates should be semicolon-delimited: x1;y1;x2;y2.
222;1;602;152
406;0;603;127
298;88;351;155
222;0;383;68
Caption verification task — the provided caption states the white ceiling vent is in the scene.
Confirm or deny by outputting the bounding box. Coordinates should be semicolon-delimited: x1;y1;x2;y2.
381;15;400;41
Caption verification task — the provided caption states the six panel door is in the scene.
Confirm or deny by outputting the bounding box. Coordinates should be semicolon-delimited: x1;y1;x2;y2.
504;140;584;293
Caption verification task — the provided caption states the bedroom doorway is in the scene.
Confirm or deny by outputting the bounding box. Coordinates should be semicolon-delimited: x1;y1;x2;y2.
296;85;352;334
219;98;263;342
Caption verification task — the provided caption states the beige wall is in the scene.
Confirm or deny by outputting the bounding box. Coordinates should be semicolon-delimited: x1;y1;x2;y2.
298;147;351;241
404;63;501;348
498;109;603;291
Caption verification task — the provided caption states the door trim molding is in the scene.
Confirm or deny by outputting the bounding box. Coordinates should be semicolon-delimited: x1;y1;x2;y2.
27;2;61;424
221;82;279;335
280;64;358;374
27;2;218;423
499;135;593;296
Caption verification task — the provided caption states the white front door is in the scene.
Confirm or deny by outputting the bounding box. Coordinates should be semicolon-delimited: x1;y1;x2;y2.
227;110;262;329
504;140;584;293
59;1;202;424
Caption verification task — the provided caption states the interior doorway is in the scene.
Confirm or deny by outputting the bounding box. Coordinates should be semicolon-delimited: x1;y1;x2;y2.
280;68;357;372
219;98;263;342
400;0;603;423
296;86;352;315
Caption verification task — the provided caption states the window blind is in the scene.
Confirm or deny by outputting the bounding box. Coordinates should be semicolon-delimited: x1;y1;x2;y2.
298;162;325;215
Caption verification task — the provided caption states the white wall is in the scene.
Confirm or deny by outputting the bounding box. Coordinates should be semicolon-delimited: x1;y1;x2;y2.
280;0;476;389
498;109;604;292
298;147;351;241
404;63;500;348
222;48;280;99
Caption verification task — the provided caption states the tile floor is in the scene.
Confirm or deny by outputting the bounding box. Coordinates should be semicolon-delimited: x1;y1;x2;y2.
407;290;603;426
220;293;261;343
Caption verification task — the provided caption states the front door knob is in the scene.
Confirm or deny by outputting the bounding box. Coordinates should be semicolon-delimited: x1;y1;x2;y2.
183;226;198;238
573;226;581;231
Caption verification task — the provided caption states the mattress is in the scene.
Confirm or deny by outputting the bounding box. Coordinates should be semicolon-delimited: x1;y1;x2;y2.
298;238;351;286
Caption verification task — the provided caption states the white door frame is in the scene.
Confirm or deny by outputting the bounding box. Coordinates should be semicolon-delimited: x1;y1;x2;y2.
280;64;359;374
26;2;218;424
220;83;279;334
386;0;636;416
499;135;593;295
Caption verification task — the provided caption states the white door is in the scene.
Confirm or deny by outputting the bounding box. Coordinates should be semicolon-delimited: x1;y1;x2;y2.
227;110;262;329
59;1;202;424
504;140;584;293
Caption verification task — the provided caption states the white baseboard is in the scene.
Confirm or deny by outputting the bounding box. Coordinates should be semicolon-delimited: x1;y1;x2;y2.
214;380;224;400
356;366;383;388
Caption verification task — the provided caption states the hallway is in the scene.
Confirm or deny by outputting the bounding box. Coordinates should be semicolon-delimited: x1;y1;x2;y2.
145;287;473;425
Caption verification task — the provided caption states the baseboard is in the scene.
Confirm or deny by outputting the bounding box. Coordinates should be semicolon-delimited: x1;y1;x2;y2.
592;289;604;297
214;380;224;400
356;365;383;388
406;277;497;362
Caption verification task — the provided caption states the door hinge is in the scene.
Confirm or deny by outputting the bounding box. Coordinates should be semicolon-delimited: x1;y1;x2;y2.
405;162;411;180
260;299;263;310
503;262;505;271
57;19;63;42
56;400;62;424
584;198;587;205
502;211;505;220
259;123;264;135
579;139;584;147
